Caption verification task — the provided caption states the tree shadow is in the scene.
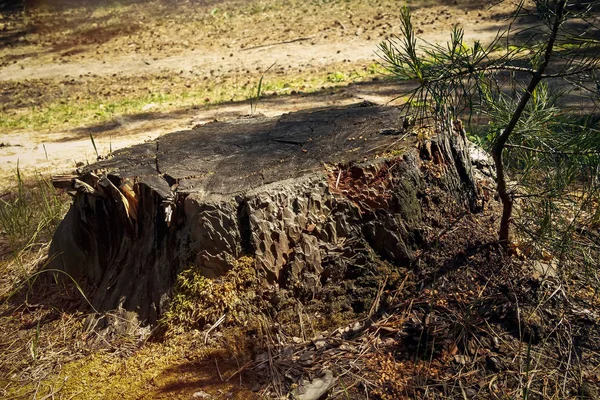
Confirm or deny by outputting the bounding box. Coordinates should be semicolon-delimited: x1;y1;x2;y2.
408;0;501;12
0;0;27;14
57;77;407;142
50;21;142;54
0;8;142;57
153;357;261;399
0;26;30;48
0;0;254;70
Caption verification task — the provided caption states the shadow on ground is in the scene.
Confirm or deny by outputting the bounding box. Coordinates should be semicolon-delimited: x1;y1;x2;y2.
63;78;409;141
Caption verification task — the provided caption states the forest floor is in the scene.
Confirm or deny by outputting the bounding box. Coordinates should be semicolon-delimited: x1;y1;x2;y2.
1;0;599;399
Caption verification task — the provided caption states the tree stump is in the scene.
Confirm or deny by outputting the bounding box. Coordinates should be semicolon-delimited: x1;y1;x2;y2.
49;103;488;324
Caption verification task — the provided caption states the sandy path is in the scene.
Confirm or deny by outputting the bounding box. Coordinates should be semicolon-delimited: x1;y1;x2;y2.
0;24;505;82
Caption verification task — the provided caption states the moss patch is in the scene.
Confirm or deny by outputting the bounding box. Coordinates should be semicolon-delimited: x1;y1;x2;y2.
162;256;261;332
46;334;259;400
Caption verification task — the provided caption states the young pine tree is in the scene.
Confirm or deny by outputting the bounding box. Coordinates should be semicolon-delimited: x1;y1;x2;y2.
379;0;600;250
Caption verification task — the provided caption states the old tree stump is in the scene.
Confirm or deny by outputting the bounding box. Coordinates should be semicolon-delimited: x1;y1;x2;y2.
49;103;488;324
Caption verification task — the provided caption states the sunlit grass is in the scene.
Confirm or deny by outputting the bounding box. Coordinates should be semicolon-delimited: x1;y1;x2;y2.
0;62;387;132
0;168;68;255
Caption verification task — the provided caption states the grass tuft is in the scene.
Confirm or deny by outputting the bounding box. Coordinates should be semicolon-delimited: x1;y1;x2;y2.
0;168;68;253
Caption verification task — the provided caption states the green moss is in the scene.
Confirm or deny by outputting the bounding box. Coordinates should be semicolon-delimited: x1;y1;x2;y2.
36;338;256;399
162;256;259;332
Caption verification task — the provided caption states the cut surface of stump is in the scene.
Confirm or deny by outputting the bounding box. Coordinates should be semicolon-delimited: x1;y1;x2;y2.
49;103;488;324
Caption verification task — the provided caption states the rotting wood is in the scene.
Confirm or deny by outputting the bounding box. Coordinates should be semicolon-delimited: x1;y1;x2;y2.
49;103;490;324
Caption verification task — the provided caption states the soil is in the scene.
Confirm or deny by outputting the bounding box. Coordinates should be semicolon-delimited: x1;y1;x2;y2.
0;0;513;187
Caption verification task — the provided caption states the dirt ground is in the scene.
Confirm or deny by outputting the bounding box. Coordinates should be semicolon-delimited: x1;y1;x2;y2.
0;0;512;186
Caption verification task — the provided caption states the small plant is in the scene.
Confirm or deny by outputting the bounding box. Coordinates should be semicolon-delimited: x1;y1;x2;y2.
250;62;276;115
326;71;348;83
367;62;381;75
29;320;40;361
161;256;258;332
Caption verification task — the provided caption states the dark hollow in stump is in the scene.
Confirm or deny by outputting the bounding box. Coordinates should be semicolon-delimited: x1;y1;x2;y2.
49;103;487;324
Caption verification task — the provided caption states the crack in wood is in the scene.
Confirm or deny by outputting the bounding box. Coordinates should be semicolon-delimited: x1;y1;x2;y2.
272;138;304;146
155;138;161;175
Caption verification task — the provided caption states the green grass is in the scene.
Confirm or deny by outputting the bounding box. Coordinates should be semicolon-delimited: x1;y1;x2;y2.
0;64;386;132
0;168;69;262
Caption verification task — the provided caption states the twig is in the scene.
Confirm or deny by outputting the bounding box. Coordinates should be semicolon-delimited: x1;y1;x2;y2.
225;360;253;382
215;359;224;382
37;379;66;400
241;36;314;51
434;211;467;241
367;276;388;319
459;380;469;400
204;313;226;345
297;301;306;342
561;325;573;394
235;356;242;387
32;380;41;400
368;132;410;154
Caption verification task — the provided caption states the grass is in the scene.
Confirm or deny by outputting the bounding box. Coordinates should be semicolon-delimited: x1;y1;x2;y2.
0;168;68;258
249;62;276;115
0;173;84;400
0;62;386;132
